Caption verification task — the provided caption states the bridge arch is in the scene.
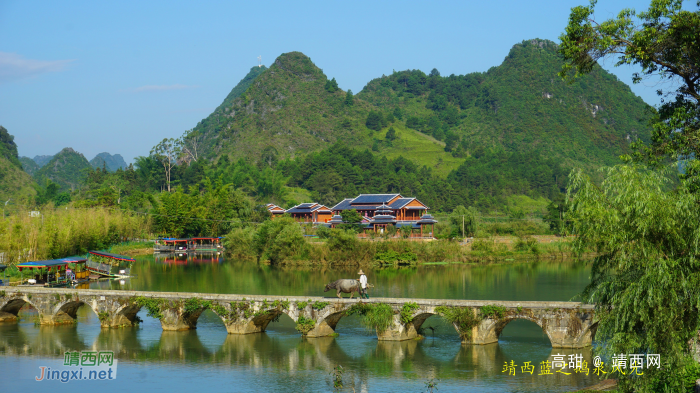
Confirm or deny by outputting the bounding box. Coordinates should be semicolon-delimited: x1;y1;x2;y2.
0;295;40;322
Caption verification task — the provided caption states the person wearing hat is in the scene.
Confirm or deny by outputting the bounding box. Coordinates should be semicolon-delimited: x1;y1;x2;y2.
358;269;369;299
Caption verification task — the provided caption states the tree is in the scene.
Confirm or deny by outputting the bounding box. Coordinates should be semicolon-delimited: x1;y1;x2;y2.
325;77;339;93
385;127;397;141
252;216;305;264
150;138;179;192
568;165;700;391
340;208;363;224
366;111;383;131
344;89;354;106
449;205;478;238
559;0;700;180
179;129;202;164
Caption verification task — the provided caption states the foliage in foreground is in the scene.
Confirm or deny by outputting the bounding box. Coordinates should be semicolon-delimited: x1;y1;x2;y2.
568;165;700;392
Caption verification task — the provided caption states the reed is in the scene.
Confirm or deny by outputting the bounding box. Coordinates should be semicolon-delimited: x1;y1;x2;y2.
0;206;151;267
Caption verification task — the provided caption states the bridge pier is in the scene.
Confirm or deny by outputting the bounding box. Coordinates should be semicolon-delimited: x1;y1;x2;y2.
376;314;421;341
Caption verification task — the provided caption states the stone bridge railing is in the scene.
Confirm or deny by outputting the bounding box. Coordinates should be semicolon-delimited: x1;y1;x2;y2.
0;287;596;348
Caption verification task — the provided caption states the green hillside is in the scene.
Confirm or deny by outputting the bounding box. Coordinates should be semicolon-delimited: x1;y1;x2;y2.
90;152;127;172
33;148;91;191
189;52;384;163
0;127;36;204
358;38;652;171
182;41;651;178
20;157;39;175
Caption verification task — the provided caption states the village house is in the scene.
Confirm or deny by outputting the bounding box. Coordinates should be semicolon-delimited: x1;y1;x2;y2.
284;203;333;223
330;194;429;222
266;204;286;220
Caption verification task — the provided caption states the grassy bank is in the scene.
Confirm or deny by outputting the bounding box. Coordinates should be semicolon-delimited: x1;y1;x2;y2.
224;218;577;266
108;241;155;256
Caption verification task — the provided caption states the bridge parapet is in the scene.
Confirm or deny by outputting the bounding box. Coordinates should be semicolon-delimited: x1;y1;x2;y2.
0;287;596;348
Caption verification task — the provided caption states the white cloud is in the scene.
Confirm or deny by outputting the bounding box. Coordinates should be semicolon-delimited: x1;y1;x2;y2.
0;52;74;82
127;84;199;93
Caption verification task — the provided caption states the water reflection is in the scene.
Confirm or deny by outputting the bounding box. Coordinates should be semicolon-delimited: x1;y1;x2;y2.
0;305;600;392
101;254;590;303
1;255;598;392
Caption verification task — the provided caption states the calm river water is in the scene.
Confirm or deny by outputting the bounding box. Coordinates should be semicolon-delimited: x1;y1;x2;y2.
0;255;602;392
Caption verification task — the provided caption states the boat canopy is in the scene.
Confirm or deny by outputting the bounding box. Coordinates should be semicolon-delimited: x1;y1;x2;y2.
61;257;87;264
163;239;188;243
16;260;69;271
189;237;222;241
88;251;136;262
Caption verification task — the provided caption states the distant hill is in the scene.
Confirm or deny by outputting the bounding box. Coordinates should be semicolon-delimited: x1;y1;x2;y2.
358;38;652;170
32;155;54;167
186;52;378;164
90;152;127;172
0;126;36;204
33;148;91;191
20;156;39;175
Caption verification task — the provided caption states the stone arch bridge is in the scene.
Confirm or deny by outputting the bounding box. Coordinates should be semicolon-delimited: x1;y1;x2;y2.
0;287;596;348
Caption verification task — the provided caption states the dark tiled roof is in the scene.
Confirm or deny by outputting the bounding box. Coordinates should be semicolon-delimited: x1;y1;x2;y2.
286;203;329;214
331;198;354;211
375;203;394;215
418;214;438;224
351;194;400;204
388;198;414;209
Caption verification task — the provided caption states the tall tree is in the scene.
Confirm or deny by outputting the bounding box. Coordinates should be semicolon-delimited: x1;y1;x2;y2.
150;138;179;192
559;0;699;179
344;89;354;106
560;1;700;390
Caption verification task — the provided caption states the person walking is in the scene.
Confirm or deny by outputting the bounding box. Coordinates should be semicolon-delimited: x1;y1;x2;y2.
358;269;369;299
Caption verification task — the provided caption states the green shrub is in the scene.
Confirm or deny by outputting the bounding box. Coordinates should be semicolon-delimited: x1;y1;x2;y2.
435;306;480;339
480;305;507;319
400;302;420;324
295;315;316;335
346;303;394;332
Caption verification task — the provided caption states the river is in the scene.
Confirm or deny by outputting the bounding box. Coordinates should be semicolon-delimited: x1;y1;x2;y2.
0;254;601;392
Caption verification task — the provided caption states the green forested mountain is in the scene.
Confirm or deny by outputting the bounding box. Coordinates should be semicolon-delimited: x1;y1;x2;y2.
0;127;37;204
31;155;54;167
90;152;127;172
358;38;651;170
188;52;378;164
20;157;39;175
33;148;91;191
183;39;651;176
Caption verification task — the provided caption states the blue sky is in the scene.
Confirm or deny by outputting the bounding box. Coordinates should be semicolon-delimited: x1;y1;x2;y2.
0;0;672;164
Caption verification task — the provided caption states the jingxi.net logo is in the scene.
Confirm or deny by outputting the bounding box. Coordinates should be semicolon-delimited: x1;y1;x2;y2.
35;351;118;383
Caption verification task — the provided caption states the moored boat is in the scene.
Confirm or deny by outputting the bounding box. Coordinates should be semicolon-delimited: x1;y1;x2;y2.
86;251;135;278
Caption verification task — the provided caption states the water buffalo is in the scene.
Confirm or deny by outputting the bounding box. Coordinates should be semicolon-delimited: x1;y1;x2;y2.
324;279;361;298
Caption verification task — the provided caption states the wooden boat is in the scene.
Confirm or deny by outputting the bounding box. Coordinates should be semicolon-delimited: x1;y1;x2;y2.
86;251;135;278
16;258;86;287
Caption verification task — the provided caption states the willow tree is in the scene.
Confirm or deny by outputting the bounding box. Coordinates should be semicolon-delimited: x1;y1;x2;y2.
560;1;700;390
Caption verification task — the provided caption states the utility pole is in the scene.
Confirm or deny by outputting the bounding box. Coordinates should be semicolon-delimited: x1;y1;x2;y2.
462;215;465;238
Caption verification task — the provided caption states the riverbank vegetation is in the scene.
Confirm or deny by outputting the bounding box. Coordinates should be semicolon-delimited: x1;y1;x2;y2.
0;206;150;266
223;215;574;266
